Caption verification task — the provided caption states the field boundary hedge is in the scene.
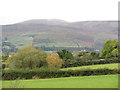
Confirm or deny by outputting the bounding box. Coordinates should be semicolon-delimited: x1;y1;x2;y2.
63;58;120;68
2;68;120;80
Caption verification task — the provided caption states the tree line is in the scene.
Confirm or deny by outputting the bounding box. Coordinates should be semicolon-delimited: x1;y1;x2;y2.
2;40;119;70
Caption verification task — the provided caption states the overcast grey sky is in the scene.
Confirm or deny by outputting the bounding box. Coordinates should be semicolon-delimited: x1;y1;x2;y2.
0;0;119;25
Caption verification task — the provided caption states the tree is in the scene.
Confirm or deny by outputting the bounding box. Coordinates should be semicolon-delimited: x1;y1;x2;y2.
46;54;63;68
8;46;47;69
100;40;119;58
57;49;73;67
57;49;73;60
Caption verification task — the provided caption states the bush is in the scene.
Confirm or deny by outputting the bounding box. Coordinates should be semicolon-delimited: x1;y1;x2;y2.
7;46;47;69
2;68;120;80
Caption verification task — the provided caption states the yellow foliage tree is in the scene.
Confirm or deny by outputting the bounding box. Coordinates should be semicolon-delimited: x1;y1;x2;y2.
46;54;63;69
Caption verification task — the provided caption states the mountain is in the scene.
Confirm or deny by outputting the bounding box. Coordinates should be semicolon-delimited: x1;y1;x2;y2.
2;19;118;50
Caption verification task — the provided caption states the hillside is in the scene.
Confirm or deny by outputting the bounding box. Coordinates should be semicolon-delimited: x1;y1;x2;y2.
2;19;118;50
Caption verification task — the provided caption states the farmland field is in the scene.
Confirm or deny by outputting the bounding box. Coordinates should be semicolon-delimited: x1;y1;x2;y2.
61;63;119;71
2;74;118;88
5;35;79;49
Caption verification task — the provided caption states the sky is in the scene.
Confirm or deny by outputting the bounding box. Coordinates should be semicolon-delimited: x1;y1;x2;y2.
0;0;119;25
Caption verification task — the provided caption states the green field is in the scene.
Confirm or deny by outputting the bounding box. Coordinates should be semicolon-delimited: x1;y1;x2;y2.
2;74;118;88
61;63;119;71
5;35;79;49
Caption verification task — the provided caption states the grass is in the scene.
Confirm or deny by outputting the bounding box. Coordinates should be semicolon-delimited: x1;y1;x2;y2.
2;74;118;88
61;63;119;71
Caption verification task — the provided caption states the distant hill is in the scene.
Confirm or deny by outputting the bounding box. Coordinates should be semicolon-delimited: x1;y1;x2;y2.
2;19;118;50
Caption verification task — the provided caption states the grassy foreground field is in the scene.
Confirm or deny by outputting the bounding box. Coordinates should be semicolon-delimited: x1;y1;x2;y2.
61;63;119;71
3;74;118;88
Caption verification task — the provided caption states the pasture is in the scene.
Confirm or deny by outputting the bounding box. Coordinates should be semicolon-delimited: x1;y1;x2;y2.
61;63;119;71
2;74;118;88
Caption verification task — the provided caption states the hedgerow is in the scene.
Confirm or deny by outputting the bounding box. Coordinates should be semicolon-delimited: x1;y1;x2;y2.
2;68;120;80
62;58;120;68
